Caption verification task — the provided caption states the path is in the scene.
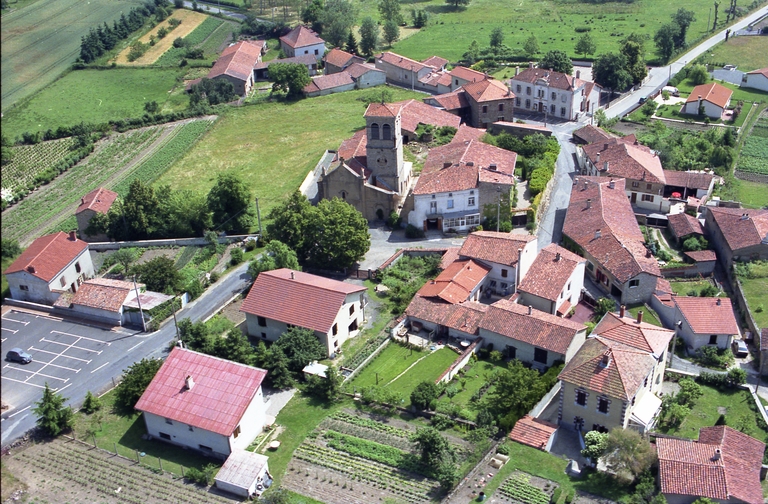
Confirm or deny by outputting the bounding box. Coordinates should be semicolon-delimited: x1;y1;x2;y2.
384;347;439;386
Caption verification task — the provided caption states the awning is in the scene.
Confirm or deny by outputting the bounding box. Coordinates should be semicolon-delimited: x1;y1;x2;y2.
442;211;480;220
556;300;572;316
629;393;662;428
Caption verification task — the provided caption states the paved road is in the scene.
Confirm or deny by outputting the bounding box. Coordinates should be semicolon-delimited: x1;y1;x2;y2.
182;0;248;21
605;6;768;119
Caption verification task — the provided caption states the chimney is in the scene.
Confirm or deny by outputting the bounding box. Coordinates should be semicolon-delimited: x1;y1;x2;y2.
716;298;721;306
620;305;626;318
515;66;520;76
528;305;533;315
596;152;601;165
603;161;609;172
576;70;581;79
81;197;85;205
185;375;195;390
290;271;295;279
712;448;721;461
586;199;592;209
740;213;750;220
555;252;561;261
27;265;35;274
608;179;615;189
600;351;611;367
697;95;702;110
636;310;644;324
574;177;579;186
583;180;588;191
646;248;652;258
594;229;601;239
489;163;497;171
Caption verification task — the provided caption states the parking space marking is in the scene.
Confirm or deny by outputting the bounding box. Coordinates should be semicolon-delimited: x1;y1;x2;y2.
91;362;109;374
1;376;50;390
29;346;91;363
4;364;68;383
51;330;111;346
40;337;101;355
8;406;31;418
2;327;18;334
2;316;29;325
20;354;81;373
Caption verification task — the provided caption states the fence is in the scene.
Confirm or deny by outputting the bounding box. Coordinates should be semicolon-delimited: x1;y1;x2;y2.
528;381;562;419
660;261;716;278
377;247;449;271
341;335;392;383
88;234;256;252
435;338;482;384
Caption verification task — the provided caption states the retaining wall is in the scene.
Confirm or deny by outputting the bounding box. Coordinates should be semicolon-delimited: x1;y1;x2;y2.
88;234;255;252
435;338;482;384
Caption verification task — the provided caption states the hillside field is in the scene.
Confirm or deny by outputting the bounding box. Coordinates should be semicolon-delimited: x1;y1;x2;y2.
114;9;209;66
1;0;145;111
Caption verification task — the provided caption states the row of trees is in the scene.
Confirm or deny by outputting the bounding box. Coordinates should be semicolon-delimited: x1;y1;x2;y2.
654;8;696;63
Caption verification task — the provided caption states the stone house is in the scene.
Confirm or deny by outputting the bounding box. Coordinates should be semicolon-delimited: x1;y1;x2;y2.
457;231;538;295
681;82;732;119
666;212;705;246
562;177;661;305
279;25;325;61
52;278;140;327
394;99;460;143
404;295;489;342
323;48;365;74
703;207;768;269
671;296;740;352
303;63;386;97
76;187;117;242
510;66;601;120
207;40;266;96
4;231;94;305
661;170;715;202
135;348;268;459
426;78;516;128
240;269;366;357
516;244;586;316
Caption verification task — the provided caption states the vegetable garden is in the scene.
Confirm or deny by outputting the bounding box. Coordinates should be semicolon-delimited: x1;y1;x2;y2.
498;472;557;504
736;114;768;175
2;137;77;193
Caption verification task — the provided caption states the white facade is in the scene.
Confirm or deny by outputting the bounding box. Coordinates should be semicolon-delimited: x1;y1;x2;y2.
742;71;768;92
6;250;94;305
282;40;326;61
409;188;482;232
479;326;586;368
511;78;599;120
518;261;585;315
681;99;726;119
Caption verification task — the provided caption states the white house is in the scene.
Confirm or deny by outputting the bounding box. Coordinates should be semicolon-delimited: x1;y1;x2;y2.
214;449;272;498
681;82;732;119
741;67;768;92
279;25;326;61
672;296;740;352
3;231;94;305
458;231;538;295
516;244;586;316
510;66;601;120
135;348;268;459
240;269;367;356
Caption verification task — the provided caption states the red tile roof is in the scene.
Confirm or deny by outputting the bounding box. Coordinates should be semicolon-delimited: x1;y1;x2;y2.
209;40;265;82
563;177;660;283
376;51;431;72
135;348;267;436
685;82;733;109
417;259;491;304
449;66;486;83
419;70;453;88
512;68;585;91
508;415;557;451
462;78;514;103
573;125;615;144
451;124;486;143
662;170;715;191
345;62;383;79
76;187;118;215
517;244;584;301
558;336;656;400
241;269;366;333
394;99;461;135
365;101;402;118
684;249;717;262
747;67;768;77
4;232;89;283
280;25;325;49
481;299;584;355
426;90;469;111
440;247;461;270
707;207;768;253
323;48;363;69
303;72;354;93
67;281;131;312
673;296;739;335
405;296;488;334
667;212;704;239
658;426;765;504
583;137;665;184
422;56;448;69
459;230;536;267
593;311;674;356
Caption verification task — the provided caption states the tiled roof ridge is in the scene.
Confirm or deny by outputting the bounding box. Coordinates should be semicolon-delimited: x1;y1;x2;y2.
265;268;366;295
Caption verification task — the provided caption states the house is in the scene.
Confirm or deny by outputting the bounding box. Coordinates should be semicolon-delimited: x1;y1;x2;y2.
207;40;266;96
580;136;668;212
252;54;318;80
657;426;765;504
662;170;715;202
75;187;117;242
344;63;387;89
681;82;732;119
510;66;601;120
426;78;516;128
279;25;326;61
672;296;739;352
458;231;538;295
703;207;768;269
214;449;272;498
303;72;356;97
374;52;447;92
558;307;674;433
516;244;586;316
317;102;413;221
423;90;471;122
4;231;94;305
666;212;705;246
741;67;768;92
572;124;614;145
408;136;516;232
448;66;486;88
508;415;558;452
479;299;587;368
52;278;140;326
323;48;365;74
562;177;661;305
134;348;268;459
240;269;367;356
416;259;491;304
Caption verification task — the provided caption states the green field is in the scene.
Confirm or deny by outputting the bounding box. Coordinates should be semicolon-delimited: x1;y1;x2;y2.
736;115;768;175
1;68;188;141
387;347;459;403
726;178;768;209
349;342;427;389
701;36;768;72
1;0;145;111
156;87;423;215
154;16;226;67
740;276;768;329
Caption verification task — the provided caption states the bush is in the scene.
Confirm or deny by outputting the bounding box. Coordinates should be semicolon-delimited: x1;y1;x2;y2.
172;37;185;48
695;346;734;369
431;414;454;430
244;239;257;251
565;490;575;503
209;271;220;283
551;487;562;504
496;444;510;455
81;391;102;414
405;224;425;239
229;247;244;266
184;463;218;486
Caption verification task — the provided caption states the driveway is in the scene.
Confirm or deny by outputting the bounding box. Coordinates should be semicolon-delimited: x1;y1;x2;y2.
359;225;466;270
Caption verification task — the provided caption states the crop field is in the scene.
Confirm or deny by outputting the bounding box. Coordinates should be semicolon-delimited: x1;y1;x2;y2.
1;137;77;192
157;87;424;216
1;68;188;141
0;0;145;110
736;115;768;175
154;15;226;66
115;9;209;66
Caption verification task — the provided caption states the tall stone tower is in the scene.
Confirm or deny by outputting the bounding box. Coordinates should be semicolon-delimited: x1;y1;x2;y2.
364;103;408;195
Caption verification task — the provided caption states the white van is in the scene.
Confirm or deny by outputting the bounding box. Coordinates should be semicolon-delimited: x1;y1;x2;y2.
662;86;679;97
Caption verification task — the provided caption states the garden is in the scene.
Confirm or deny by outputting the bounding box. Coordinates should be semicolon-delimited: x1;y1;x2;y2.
154;16;228;67
114;10;209;66
1;136;78;194
735;260;768;329
735;113;768;176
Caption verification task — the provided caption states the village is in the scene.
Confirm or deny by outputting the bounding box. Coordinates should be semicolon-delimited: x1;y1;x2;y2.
2;0;768;503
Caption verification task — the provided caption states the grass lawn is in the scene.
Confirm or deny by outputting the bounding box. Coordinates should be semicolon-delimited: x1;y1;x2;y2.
1;68;187;140
657;384;768;442
348;342;428;389
668;279;724;297
676;78;768;105
739;276;768;329
388;347;460;404
625;304;663;327
156;87;424;216
701;36;768;72
726;179;768;209
0;0;146;111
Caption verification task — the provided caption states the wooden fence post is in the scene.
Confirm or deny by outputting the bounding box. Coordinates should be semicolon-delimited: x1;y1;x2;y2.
136;449;140;463
158;457;163;471
114;442;118;455
181;465;185;478
92;434;97;447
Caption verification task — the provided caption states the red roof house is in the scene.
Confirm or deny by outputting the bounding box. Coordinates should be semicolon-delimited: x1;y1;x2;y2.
207;40;265;96
280;25;326;60
682;82;733;119
672;296;740;352
76;187;118;242
417;259;491;304
323;47;364;74
704;207;768;269
135;348;268;458
516;244;586;316
457;231;538;295
508;415;558;451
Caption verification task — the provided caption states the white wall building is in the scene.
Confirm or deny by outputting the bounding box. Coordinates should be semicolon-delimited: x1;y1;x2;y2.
741;68;768;92
510;67;601;120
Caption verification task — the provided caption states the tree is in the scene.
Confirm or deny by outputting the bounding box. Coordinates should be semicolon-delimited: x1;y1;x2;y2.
266;191;315;258
687;64;709;85
189;77;237;106
445;0;469;8
33;384;74;436
378;0;403;25
345;30;359;54
383;19;400;46
269;62;311;98
213;328;254;365
593;297;616;320
581;430;608;462
712;0;719;30
114;358;163;412
435;461;460;493
654;23;680;63
603;428;656;484
319;0;357;47
412;427;454;466
489;27;504;49
672;8;696;48
359;16;379;57
305;198;371;270
248;240;301;279
122;179;162;239
81;390;102;414
523;35;539;58
302;0;324;33
307;364;342;400
538;50;573;74
676;378;703;406
664;401;690;426
410;381;441;410
575;32;596;58
134;256;182;294
620;33;648;84
485;360;548;430
111;248;139;272
273;327;326;373
207;173;254;233
592;52;632;98
261;345;295;389
463;39;480;65
1;238;22;259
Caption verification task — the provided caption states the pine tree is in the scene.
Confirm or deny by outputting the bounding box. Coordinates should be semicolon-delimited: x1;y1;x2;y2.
81;390;102;414
345;30;359;55
33;383;74;436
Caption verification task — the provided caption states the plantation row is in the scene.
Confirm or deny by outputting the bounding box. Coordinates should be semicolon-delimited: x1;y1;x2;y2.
737;119;768;174
155;16;225;66
331;411;414;439
321;417;415;452
499;474;553;504
323;429;428;476
3;138;77;192
342;332;390;371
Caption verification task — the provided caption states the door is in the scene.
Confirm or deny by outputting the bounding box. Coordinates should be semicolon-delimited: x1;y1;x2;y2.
631;192;637;204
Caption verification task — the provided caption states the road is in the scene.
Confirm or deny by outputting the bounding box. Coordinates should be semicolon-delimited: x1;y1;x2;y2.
606;5;768;119
182;0;248;21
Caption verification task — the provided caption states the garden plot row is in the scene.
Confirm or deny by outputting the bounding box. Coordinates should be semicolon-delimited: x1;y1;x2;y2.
2;137;77;192
321;418;415;451
331;411;415;438
498;472;555;504
737;116;768;174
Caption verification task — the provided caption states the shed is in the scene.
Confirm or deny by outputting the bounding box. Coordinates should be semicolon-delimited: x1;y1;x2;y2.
302;361;328;379
214;449;272;498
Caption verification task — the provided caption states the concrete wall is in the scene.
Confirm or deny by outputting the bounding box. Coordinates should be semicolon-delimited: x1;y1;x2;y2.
144;411;231;458
306;81;355;97
743;73;768;92
213;73;250;97
510;80;589;120
63;303;123;326
559;380;629;432
88;235;253;252
468;97;514;129
230;387;267;450
409;188;481;231
356;70;386;88
436;339;480;384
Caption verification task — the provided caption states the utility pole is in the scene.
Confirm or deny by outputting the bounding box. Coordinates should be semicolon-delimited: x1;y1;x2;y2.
132;275;147;332
172;296;180;339
255;197;263;236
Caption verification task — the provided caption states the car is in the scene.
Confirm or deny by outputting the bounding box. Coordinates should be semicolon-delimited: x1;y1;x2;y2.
723;64;737;70
6;348;32;364
638;96;648;104
732;339;749;358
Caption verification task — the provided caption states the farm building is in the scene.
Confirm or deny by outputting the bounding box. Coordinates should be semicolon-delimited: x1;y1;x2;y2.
53;278;140;326
279;25;326;61
76;187;118;242
207;40;266;96
703;207;768;269
323;48;364;74
3;231;94;305
135;347;269;459
214;449;272;498
681;82;732;119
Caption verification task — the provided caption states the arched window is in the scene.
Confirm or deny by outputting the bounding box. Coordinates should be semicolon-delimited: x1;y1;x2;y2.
382;123;391;140
370;123;379;139
340;191;347;200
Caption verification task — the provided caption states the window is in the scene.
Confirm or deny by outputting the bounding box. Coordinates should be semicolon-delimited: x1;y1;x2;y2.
60;276;67;287
447;199;454;209
500;282;508;289
233;425;241;438
560;107;566;117
314;49;318;55
75;262;81;273
482;105;488;113
515;97;521;106
370;123;379;139
641;194;654;202
709;335;718;345
165;418;173;425
587;262;594;271
573;416;585;431
199;444;213;452
498;104;504;111
525;99;531;108
340;190;346;200
501;269;508;278
629;279;640;288
382;123;392;140
534;348;548;364
646;183;652;190
257;316;266;327
188;425;194;432
551;92;557;100
159;432;171;440
538;89;544;98
468;197;475;206
455;79;459;85
632;181;640;188
526;87;531;95
644;376;649;388
507;345;517;359
332;323;338;336
561;94;567;103
516;84;521;92
430;201;437;213
261;332;267;339
567;282;571;290
19;285;29;291
550;104;556;114
597;397;609;414
489;280;497;287
349;305;355;315
576;390;587;406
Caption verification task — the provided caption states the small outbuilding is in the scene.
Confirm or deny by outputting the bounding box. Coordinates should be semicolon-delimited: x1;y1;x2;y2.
302;360;328;379
214;449;272;498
